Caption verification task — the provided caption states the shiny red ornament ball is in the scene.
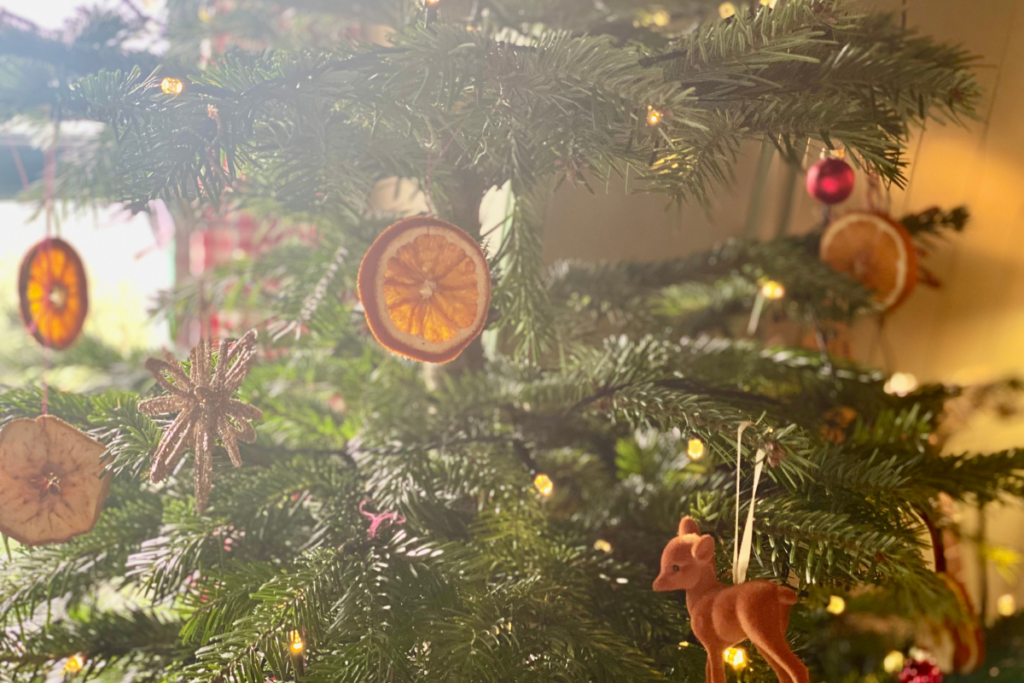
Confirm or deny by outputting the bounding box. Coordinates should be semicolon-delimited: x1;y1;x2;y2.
898;659;943;683
806;157;855;204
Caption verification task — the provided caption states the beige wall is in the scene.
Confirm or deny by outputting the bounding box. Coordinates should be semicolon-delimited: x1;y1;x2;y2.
543;0;1024;621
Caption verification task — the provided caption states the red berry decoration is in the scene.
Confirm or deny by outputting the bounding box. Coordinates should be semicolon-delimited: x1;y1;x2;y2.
898;658;943;683
806;157;855;204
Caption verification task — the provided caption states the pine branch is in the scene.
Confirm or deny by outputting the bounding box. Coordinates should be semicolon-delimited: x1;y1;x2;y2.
3;610;183;680
492;181;556;359
0;488;162;622
651;1;978;185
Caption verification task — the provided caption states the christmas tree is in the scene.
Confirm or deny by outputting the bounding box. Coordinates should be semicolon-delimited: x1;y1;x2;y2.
1;1;1020;681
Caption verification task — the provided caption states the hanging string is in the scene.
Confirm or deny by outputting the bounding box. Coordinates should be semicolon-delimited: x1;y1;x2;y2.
733;422;767;585
7;142;30;189
198;278;212;341
424;145;436;217
7;143;50;411
863;169;900;370
422;117;470;218
11;132;57;414
865;170;888;214
38;124;60;415
900;124;928;216
44;131;57;238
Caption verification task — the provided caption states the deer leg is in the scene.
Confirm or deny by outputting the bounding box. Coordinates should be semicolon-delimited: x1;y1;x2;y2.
766;644;808;683
757;646;793;683
746;629;808;683
706;649;727;683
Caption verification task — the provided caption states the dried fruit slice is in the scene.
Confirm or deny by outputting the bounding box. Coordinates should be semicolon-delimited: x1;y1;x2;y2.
942;574;985;673
0;416;109;546
18;238;89;349
358;217;491;363
820;212;918;310
917;574;986;673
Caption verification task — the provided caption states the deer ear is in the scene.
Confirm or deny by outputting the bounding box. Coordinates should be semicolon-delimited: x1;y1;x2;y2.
692;535;715;562
678;517;700;536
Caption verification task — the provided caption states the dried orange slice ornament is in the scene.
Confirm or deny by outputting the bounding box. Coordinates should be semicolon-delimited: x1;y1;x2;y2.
18;238;89;349
358;217;491;363
0;416;109;546
819;212;918;310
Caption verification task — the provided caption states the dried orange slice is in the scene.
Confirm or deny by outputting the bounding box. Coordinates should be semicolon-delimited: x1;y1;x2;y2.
18;238;89;350
0;416;109;546
819;212;918;310
358;217;491;363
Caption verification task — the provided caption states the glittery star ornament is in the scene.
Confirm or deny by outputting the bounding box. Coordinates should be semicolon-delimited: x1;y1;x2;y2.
139;330;262;512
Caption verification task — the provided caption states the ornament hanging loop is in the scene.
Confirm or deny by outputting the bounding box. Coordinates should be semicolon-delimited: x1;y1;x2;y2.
734;422;767;585
866;170;890;214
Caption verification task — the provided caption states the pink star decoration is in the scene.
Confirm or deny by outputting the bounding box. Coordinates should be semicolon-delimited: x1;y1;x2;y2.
359;500;406;539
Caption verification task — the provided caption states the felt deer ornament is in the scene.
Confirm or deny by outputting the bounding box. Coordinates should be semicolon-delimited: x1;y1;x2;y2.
653;517;809;683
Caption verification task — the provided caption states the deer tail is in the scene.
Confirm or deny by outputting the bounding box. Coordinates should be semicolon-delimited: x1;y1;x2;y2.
777;585;799;606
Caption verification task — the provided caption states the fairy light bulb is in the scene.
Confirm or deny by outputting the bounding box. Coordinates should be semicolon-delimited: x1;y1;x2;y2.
826;595;846;615
651;10;670;26
760;280;785;300
425;0;440;5
718;3;737;19
723;647;747;670
884;372;919;397
687;438;705;461
908;647;931;661
647;108;662;126
63;654;85;674
883;650;906;673
594;539;612;553
289;630;305;655
997;593;1016;617
160;77;184;95
760;0;778;7
533;474;554;497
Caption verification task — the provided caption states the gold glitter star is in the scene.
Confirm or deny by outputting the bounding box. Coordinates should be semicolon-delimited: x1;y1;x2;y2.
139;329;262;512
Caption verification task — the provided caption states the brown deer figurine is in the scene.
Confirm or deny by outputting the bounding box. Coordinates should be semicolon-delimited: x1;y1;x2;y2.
653;517;809;683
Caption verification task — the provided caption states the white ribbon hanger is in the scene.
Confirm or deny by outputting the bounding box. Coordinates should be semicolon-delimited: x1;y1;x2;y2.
733;422;766;585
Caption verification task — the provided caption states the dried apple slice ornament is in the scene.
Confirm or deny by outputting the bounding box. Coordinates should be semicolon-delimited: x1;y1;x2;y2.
357;217;491;363
0;416;109;546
